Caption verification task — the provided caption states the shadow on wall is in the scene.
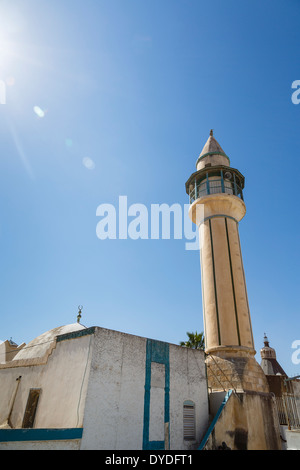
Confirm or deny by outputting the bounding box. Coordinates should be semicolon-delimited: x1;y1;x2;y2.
199;390;281;450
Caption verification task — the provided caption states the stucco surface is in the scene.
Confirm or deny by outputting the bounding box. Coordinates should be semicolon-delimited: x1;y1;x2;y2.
12;323;85;362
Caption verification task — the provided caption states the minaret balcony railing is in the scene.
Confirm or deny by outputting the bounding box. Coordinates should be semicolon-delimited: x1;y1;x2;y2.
189;173;244;204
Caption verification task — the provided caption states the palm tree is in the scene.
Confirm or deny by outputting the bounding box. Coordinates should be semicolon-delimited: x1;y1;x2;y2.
179;331;205;350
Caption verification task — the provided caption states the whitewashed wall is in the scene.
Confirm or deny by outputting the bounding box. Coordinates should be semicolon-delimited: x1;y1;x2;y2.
0;325;209;450
80;328;147;450
0;333;92;430
80;327;209;450
169;344;209;449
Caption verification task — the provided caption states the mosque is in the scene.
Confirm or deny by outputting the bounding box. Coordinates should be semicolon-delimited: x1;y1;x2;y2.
0;132;299;450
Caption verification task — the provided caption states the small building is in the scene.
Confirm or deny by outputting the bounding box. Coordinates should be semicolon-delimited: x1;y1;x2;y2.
260;335;300;450
0;323;209;450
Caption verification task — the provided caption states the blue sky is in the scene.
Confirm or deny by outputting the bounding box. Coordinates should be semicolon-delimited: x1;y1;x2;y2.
0;0;299;376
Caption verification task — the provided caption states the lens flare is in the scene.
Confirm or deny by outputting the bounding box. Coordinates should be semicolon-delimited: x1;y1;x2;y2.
65;138;73;148
33;106;45;118
82;157;95;170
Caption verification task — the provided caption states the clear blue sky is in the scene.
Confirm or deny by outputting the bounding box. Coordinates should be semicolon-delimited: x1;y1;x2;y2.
0;0;299;376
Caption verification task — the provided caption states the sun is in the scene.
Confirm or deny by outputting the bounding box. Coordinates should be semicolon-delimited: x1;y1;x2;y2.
0;3;24;72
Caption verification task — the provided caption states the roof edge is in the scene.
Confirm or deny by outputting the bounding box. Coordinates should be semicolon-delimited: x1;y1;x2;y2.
196;151;230;167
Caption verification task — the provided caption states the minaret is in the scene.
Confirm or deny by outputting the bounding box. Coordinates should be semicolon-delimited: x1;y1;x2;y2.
186;131;268;393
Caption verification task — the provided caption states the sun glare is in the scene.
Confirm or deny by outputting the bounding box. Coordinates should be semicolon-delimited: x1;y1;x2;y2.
0;40;16;70
0;4;24;71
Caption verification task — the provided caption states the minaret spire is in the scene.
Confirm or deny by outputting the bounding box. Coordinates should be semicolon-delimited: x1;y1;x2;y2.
195;130;230;170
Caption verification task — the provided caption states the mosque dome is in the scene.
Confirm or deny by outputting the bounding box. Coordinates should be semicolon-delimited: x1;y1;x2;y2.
12;323;86;362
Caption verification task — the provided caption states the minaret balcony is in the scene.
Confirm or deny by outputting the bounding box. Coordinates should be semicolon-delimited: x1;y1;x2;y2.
185;166;245;205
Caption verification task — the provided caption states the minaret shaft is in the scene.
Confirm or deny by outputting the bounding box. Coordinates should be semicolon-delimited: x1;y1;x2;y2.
199;211;254;354
189;191;254;355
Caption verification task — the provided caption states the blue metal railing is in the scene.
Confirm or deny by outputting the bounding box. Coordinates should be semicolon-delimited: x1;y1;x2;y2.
198;390;233;450
189;177;243;204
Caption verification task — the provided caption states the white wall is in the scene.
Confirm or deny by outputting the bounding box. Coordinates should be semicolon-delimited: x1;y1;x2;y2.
0;331;93;430
169;344;209;450
80;327;209;450
0;325;209;450
80;328;146;450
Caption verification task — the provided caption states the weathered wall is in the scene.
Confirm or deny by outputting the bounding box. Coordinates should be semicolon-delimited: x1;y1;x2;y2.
0;328;93;431
203;391;281;450
0;431;81;450
0;325;209;450
169;344;209;449
80;328;146;450
0;440;80;450
80;327;209;450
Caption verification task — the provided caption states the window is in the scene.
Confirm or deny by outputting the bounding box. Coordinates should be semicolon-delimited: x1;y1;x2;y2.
183;400;195;441
22;389;41;428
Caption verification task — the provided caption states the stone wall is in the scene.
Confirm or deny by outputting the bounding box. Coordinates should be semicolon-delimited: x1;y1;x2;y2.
202;391;281;450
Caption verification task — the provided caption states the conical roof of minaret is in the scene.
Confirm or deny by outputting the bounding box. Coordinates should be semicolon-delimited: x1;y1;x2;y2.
196;130;230;169
199;130;226;158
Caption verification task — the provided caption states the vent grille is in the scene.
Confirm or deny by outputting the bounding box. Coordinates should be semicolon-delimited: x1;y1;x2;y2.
183;402;195;440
